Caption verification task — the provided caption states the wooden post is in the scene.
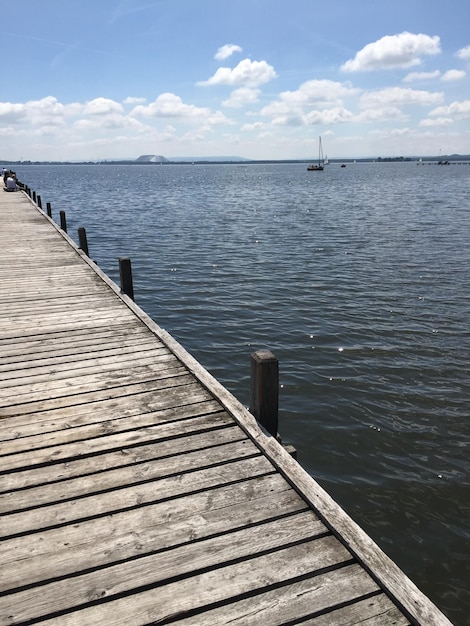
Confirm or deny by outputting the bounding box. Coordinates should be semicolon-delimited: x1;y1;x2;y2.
78;227;89;256
46;202;52;217
250;350;279;437
37;195;42;209
32;191;36;203
119;257;134;300
59;210;67;232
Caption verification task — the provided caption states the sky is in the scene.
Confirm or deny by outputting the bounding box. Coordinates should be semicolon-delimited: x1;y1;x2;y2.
1;0;470;161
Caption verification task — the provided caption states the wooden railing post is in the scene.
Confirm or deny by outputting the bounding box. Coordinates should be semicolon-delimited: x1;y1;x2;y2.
250;350;279;437
37;195;42;210
78;227;89;256
32;190;36;203
46;202;52;217
119;257;134;300
59;210;67;232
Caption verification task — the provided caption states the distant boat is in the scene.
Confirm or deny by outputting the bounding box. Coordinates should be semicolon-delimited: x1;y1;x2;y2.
307;137;324;171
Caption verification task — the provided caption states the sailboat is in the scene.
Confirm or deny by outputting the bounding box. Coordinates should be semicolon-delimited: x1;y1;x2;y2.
307;136;324;171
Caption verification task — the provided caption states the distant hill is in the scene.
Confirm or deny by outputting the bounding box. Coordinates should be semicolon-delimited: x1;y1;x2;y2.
135;155;169;163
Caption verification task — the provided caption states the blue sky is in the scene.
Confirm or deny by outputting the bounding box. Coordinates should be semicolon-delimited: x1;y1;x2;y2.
1;0;469;161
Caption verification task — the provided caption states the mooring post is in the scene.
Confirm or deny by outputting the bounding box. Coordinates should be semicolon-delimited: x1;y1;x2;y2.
46;202;52;218
59;210;67;232
250;349;279;438
119;257;134;300
78;227;89;256
37;195;42;210
32;190;36;203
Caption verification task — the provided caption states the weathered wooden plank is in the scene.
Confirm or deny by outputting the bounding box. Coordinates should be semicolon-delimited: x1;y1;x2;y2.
0;307;136;334
0;273;103;288
0;474;302;591
0;355;181;398
0;312;137;341
0;359;185;404
1;420;241;491
0;395;221;444
0;513;329;625
0;268;111;283
174;578;408;626
301;596;411;625
1;398;225;467
0;368;191;417
1;438;260;514
0;351;176;391
0;287;108;306
0;292;119;314
0;340;169;374
1;456;276;537
0;322;141;351
33;541;359;626
0;331;153;363
0;343;171;378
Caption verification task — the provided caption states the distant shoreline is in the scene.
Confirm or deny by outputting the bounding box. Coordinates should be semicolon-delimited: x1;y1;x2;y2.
2;155;470;166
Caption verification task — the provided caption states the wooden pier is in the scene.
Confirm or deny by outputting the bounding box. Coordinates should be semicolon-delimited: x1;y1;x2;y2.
0;189;453;625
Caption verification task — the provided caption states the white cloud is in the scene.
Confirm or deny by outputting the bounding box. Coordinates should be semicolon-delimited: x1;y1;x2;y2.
0;126;15;136
305;107;354;125
0;96;66;126
0;101;28;123
441;69;466;81
131;93;211;118
430;100;470;118
260;80;360;127
123;96;147;104
341;32;441;72
74;114;145;131
389;127;413;136
276;79;360;108
222;87;260;108
27;97;66;127
419;117;453;127
456;45;470;60
258;79;360;127
403;70;441;83
84;97;123;115
241;121;264;132
215;44;242;61
198;59;277;87
130;93;228;125
360;87;444;109
63;102;84;117
356;107;406;122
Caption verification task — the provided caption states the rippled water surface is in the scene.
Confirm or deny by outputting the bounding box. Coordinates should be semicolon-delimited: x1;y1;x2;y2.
22;162;470;624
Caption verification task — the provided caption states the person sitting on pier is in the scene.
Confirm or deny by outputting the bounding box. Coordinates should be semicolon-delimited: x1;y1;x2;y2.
4;174;17;191
3;169;13;183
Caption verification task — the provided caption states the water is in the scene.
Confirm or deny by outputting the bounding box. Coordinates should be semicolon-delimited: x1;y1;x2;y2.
19;162;470;625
